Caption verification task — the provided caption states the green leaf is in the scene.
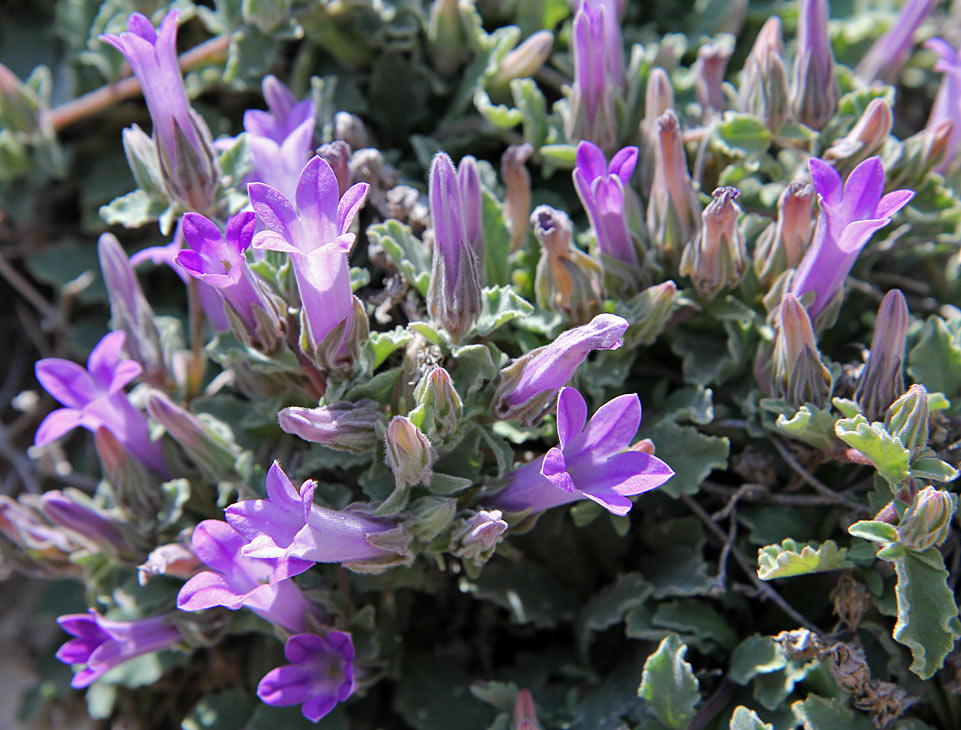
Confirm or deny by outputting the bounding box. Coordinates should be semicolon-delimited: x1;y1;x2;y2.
792;694;873;730
510;78;548;148
886;545;961;679
729;635;787;685
642;420;729;497
730;706;773;730
367;327;413;370
583;573;653;633
910;454;960;483
716;113;772;156
641;518;714;599
760;400;838;451
449;344;500;399
652;598;737;649
848;519;898;544
474;88;523;128
834;415;911;486
367;220;431;296
472;286;534;337
481;190;512;287
539;144;577;169
638;633;701;730
757;539;851;580
99;189;168;228
908;316;961;399
181;689;257;730
393;656;495;730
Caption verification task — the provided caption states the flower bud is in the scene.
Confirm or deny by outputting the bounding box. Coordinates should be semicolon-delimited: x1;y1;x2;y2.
138;539;202;585
385;416;437;489
737;17;789;131
855;0;937;83
897;486;956;551
427;152;482;341
317;140;353;195
855;289;909;421
790;0;839;130
428;0;473;76
532;205;602;322
567;2;616;150
619;281;678;347
458;156;484;261
886;119;954;189
413;367;463;444
490;31;554;88
884;384;929;458
694;43;732;117
98;233;167;388
39;490;130;554
753;181;815;288
146;391;239;482
279;400;384;454
771;293;832;407
823;98;893;177
502;144;533;251
514;689;542;730
450;509;508;566
679;187;746;300
647;110;701;271
122;124;164;197
639;67;675;196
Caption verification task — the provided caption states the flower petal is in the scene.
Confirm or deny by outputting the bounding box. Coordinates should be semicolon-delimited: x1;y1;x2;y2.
875;189;914;219
35;408;85;446
556;387;587;449
576;393;641;457
36;360;97;408
337;182;369;233
575;140;608;182
840;157;885;222
808;157;843;208
608;145;639;182
248;182;298;241
295;156;339;242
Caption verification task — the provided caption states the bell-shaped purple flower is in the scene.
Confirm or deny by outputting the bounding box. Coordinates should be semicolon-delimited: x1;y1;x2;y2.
34;331;167;476
100;12;217;212
249;156;369;354
177;520;318;633
493;387;673;515
225;462;404;580
245;76;316;201
924;38;961;173
492;313;629;423
178;211;282;350
573;141;639;267
257;631;355;722
789;157;914;321
56;610;180;688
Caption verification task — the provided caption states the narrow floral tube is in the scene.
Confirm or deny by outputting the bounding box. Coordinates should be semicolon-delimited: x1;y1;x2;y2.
257;631;356;722
567;2;616;148
789;157;914;321
56;610;180;688
34;331;167;476
924;38;961;173
855;0;936;83
492;387;673;515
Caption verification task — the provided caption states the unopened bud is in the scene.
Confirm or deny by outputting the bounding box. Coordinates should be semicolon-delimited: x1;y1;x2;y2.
855;289;909;421
513;688;542;730
619;281;678;347
884;384;929;458
532;205;602;322
679;187;746;299
385;416;437;489
39;490;129;553
490;31;554;88
753;181;815;288
647;111;701;270
790;0;839;130
639;67;675;196
897;485;956;551
413;367;463;444
502;144;533;251
317;140;353;195
458;156;484;261
428;0;473;76
279;399;384;454
823;98;893;176
450;509;508;566
138;539;202;585
694;43;732;117
855;0;937;83
771;293;832;406
567;3;616;150
887;118;954;189
737;17;789;131
146;391;238;482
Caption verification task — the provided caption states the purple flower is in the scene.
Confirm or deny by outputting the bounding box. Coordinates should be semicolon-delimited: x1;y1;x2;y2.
225;462;402;580
493;387;673;515
100;12;216;212
257;632;355;722
177;211;281;346
39;491;129;553
789;157;914;320
249;156;369;353
245;76;316;201
493;313;628;422
458;155;484;259
427;152;482;340
177;520;317;633
575;0;626;88
35;331;167;476
573;141;639;266
856;0;936;83
56;610;180;688
924;38;961;173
